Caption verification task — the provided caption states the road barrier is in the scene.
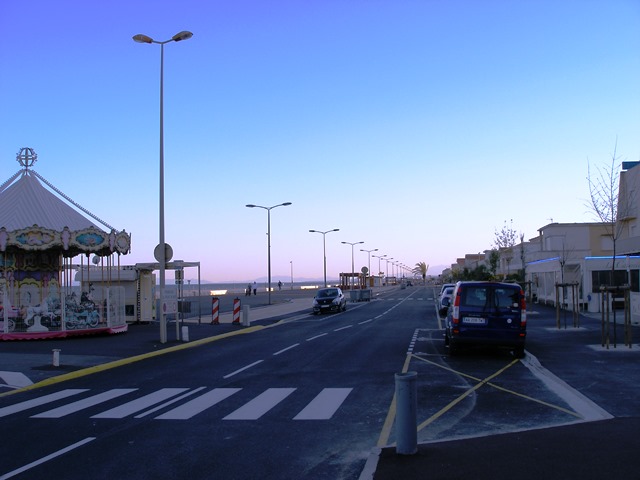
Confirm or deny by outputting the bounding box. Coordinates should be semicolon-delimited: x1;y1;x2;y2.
211;297;220;325
232;298;241;324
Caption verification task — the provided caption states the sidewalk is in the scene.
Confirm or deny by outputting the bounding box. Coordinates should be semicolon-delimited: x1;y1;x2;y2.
183;296;311;325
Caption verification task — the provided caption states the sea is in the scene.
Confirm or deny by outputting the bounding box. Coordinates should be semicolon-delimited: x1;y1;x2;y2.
174;280;334;296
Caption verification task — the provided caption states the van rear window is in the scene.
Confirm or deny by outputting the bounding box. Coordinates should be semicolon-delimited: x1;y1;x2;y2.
460;286;520;309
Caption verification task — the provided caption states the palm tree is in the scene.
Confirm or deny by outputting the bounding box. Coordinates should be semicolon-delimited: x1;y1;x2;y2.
413;262;429;284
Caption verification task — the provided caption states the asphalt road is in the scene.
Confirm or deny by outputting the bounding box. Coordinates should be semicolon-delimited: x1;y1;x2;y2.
1;286;639;480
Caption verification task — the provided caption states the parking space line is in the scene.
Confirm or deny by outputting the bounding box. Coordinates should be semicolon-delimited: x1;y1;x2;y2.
412;354;582;418
415;358;519;432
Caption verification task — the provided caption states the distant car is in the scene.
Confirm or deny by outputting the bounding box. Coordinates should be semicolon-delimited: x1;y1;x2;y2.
438;286;454;316
444;281;527;357
312;287;347;314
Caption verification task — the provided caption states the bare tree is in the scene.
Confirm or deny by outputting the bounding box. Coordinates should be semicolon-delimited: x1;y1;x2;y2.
587;140;634;344
586;140;631;282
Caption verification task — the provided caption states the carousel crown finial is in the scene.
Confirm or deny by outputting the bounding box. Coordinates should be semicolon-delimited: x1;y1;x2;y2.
17;147;38;169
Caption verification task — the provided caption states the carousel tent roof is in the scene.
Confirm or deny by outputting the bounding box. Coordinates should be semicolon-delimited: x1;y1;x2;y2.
0;170;102;232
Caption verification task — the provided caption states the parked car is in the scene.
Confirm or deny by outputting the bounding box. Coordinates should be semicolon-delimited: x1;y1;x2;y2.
312;287;347;314
438;283;455;300
438;286;454;316
444;281;527;357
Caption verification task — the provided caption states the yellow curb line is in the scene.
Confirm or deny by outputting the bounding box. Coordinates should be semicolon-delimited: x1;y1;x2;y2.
0;325;267;398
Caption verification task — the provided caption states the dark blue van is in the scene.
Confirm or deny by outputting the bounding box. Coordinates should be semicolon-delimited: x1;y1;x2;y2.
444;281;527;357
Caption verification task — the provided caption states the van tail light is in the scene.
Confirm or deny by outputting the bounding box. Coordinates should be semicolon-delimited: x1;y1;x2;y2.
452;288;461;325
520;289;527;326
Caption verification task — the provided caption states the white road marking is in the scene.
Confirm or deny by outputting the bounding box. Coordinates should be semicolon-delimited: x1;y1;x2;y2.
92;388;190;419
223;388;296;420
223;360;264;379
334;325;353;332
155;388;241;420
307;333;328;341
135;387;207;418
0;437;96;480
0;371;33;389
32;389;137;418
521;352;613;421
294;388;352;420
273;343;300;356
0;389;88;418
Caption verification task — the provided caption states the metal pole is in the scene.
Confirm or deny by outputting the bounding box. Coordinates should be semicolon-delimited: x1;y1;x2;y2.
267;208;272;305
323;234;327;288
159;41;167;344
395;371;418;455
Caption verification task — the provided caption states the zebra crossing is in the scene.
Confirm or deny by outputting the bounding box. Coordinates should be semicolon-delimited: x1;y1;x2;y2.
0;386;353;421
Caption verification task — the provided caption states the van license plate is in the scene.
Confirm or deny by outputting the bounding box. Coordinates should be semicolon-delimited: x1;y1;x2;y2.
462;317;486;325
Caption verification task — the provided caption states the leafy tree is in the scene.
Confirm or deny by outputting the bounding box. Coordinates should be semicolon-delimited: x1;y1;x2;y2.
488;249;500;277
413;262;428;283
494;219;518;277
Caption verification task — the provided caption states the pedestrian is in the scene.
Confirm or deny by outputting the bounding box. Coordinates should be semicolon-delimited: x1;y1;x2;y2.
278;280;282;291
253;282;257;296
246;284;251;296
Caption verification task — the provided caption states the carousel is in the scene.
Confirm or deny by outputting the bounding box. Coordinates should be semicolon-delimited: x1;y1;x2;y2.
0;148;131;340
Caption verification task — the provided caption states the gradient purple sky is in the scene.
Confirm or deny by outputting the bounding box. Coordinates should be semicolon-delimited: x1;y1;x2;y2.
1;0;638;282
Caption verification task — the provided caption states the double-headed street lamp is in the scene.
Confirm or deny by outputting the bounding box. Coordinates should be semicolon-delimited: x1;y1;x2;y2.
246;202;292;304
360;248;378;287
309;228;339;287
133;30;193;344
385;257;393;281
341;241;364;289
372;253;386;283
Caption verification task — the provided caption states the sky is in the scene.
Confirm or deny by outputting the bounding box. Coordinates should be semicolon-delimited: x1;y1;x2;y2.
1;0;639;283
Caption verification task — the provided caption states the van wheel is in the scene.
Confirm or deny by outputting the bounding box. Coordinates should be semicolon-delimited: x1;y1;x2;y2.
513;347;525;359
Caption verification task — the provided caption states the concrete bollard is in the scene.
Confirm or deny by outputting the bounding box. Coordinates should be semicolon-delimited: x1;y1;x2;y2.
395;371;418;455
242;305;251;326
52;349;61;367
181;326;189;342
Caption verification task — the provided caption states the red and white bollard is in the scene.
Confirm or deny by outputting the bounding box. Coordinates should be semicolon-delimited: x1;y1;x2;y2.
211;297;220;325
232;298;241;324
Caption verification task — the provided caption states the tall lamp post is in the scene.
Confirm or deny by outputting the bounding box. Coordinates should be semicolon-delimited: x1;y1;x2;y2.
360;248;378;287
133;30;193;344
386;257;393;282
372;253;386;285
309;228;339;287
246;202;292;304
341;241;364;289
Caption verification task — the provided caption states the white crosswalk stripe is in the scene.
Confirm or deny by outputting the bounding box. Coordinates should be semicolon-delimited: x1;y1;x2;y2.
92;388;190;419
155;388;241;420
0;389;88;418
293;388;352;420
1;387;354;421
31;389;137;418
223;388;296;420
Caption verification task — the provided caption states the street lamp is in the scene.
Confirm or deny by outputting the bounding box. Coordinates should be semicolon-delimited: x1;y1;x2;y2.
133;30;193;344
372;253;386;284
309;228;339;287
341;241;364;289
386;257;394;281
246;202;292;304
360;248;378;287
